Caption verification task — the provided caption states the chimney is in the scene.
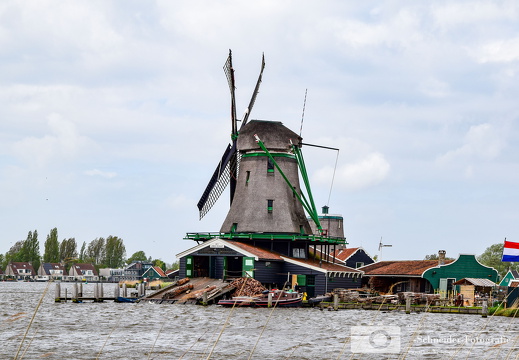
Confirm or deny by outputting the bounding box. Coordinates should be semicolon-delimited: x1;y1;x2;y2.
438;250;446;265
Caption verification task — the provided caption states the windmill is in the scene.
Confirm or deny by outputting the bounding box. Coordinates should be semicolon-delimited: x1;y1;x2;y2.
194;50;340;242
197;50;265;220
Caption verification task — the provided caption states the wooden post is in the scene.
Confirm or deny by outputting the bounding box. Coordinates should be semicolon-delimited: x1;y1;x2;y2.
333;293;339;311
268;292;273;308
94;283;99;302
64;288;67;303
99;283;104;299
114;283;120;300
122;283;127;298
79;283;83;297
55;283;61;302
202;291;208;306
482;300;488;318
406;295;411;314
72;283;78;303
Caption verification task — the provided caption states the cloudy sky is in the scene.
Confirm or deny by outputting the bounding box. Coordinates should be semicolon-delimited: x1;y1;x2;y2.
1;1;518;264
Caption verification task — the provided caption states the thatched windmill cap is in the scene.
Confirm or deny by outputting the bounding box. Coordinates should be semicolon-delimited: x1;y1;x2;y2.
238;120;302;152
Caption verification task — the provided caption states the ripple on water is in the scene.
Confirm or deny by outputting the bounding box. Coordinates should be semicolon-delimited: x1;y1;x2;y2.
1;282;519;359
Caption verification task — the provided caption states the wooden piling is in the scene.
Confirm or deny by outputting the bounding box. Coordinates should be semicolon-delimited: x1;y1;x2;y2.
122;283;127;298
79;283;83;297
55;283;61;302
202;291;208;306
482;300;488;318
406;296;411;314
72;283;78;302
114;283;120;299
333;293;339;311
268;292;273;308
99;283;104;298
64;288;67;303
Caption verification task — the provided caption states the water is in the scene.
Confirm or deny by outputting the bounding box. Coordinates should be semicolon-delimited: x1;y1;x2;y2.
1;282;518;360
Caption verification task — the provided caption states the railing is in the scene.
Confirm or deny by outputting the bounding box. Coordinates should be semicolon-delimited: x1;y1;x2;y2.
184;232;347;244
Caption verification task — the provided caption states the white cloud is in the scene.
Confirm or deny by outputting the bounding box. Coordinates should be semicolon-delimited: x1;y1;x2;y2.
471;37;519;63
314;152;390;191
84;169;117;179
12;113;93;167
437;123;506;165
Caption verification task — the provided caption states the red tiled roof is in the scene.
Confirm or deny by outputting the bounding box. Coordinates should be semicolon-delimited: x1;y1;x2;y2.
229;241;283;260
330;248;359;262
360;260;453;277
153;266;166;277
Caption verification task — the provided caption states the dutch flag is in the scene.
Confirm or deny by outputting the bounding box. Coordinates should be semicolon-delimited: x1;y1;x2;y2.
502;238;519;262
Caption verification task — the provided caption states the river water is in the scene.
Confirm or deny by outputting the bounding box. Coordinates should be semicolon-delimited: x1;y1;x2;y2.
1;282;518;360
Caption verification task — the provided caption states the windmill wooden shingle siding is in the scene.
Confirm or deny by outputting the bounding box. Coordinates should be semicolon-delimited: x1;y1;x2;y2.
220;120;312;235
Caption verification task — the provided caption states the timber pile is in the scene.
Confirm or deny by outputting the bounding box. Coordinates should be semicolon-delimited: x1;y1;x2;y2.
176;278;190;286
162;284;193;300
185;285;218;300
332;289;398;304
229;277;266;297
397;292;441;305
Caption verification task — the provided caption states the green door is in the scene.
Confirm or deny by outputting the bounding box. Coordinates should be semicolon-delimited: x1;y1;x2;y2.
242;257;255;278
185;256;193;278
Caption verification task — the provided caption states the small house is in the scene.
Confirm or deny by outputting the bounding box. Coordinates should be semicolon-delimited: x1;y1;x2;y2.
324;247;375;269
68;264;98;281
123;261;153;280
5;262;36;280
38;263;67;281
360;251;499;296
499;270;519;287
177;238;363;298
453;278;496;306
142;266;167;281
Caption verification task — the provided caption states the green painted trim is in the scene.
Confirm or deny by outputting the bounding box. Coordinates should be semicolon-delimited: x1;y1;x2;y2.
318;216;344;220
184;232;347;245
242;153;296;159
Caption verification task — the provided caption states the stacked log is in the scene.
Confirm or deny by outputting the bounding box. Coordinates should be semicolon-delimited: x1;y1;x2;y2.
176;278;190;286
162;284;193;300
229;277;266;297
185;285;218;300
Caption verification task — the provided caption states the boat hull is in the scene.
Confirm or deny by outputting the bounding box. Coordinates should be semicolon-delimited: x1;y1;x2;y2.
218;291;302;307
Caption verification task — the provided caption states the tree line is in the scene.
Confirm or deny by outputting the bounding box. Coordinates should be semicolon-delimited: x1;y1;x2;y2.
0;228;177;273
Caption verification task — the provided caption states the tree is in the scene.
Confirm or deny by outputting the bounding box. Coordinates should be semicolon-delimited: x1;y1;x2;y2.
104;236;126;268
152;259;166;272
22;230;40;272
6;240;25;263
0;253;6;271
126;251;148;264
79;241;86;262
478;243;518;277
60;238;78;263
43;228;60;263
86;238;106;265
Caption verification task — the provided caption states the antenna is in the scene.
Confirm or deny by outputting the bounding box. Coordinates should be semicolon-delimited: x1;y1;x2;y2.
378;237;392;261
299;89;307;137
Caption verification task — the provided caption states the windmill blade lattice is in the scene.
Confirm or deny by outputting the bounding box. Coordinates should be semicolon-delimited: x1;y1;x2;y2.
197;144;240;219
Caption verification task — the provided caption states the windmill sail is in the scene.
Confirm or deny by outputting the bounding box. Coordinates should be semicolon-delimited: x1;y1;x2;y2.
197;51;264;220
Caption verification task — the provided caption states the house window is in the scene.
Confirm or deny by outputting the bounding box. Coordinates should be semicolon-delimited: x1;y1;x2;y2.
267;199;273;213
245;171;250;185
355;262;364;268
293;248;306;258
267;158;274;173
231;223;238;233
